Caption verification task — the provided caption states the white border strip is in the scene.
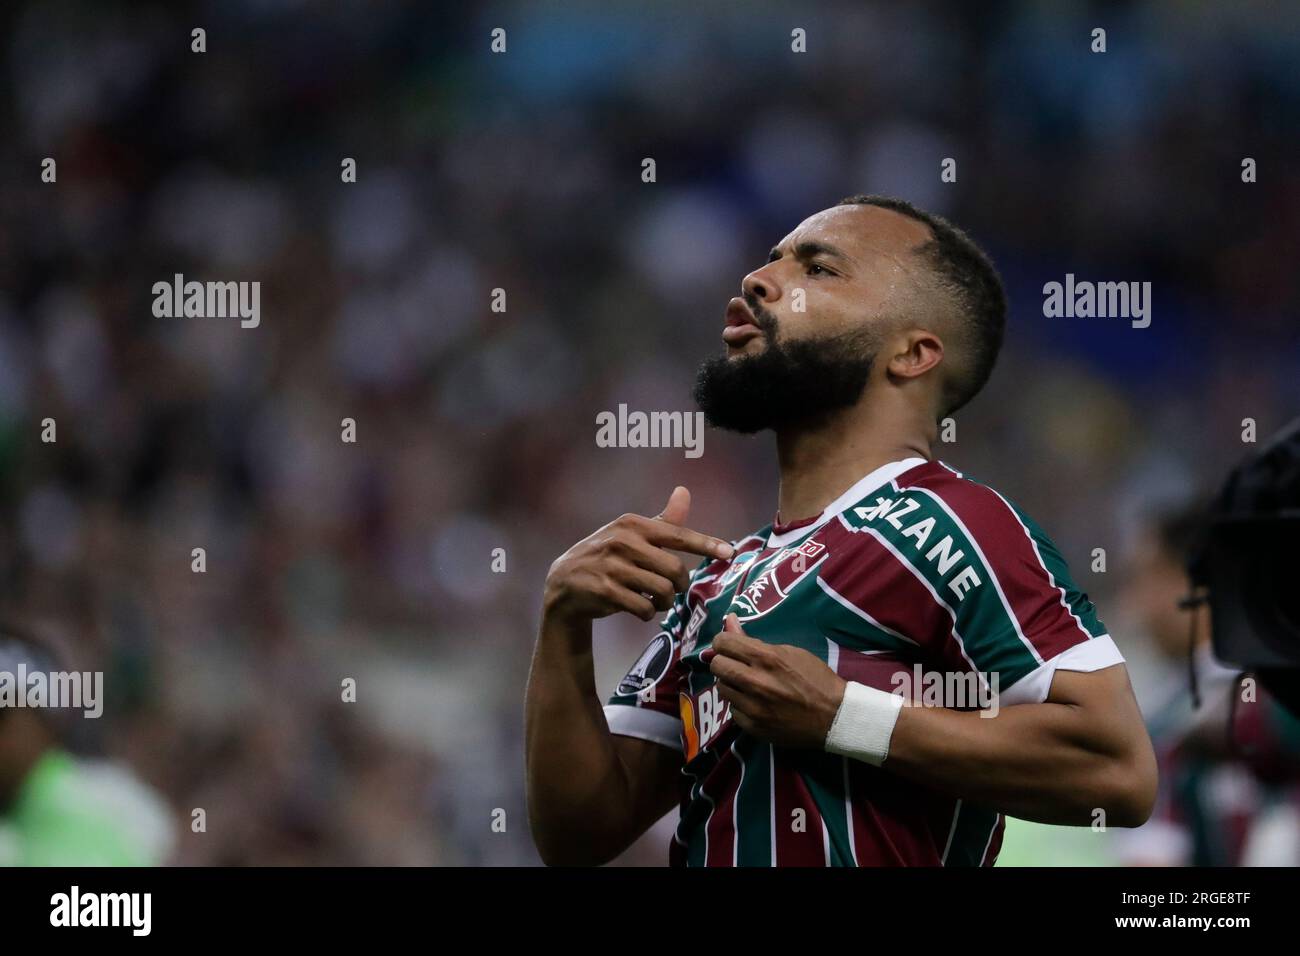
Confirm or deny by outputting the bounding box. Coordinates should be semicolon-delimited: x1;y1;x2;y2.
603;704;682;750
998;635;1125;707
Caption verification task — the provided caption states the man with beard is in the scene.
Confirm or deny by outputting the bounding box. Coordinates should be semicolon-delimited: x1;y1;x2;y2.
524;195;1156;866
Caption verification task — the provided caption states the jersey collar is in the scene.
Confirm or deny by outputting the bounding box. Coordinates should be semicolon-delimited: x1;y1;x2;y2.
766;456;931;549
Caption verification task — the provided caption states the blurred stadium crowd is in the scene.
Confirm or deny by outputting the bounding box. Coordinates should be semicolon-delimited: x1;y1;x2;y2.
0;0;1297;864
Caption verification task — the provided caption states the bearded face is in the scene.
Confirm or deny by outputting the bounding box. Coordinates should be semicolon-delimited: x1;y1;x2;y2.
693;297;881;434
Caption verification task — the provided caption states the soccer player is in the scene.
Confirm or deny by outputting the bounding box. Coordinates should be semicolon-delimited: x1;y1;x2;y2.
524;195;1157;866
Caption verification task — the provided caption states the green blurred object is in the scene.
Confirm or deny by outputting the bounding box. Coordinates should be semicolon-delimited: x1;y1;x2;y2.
995;815;1118;867
0;749;175;866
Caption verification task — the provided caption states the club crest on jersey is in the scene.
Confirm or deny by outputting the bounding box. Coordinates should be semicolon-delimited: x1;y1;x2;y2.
616;632;674;698
730;540;827;621
718;550;759;589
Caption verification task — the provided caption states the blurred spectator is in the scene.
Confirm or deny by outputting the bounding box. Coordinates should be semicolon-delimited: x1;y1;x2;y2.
0;626;175;865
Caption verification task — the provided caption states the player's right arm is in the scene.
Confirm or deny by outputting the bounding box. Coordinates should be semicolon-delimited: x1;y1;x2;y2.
524;487;733;866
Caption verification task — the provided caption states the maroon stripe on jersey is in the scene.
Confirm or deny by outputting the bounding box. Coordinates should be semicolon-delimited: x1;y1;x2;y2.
704;735;743;867
895;459;939;486
900;469;1090;662
834;648;912;694
818;519;953;663
845;761;946;866
771;752;828;866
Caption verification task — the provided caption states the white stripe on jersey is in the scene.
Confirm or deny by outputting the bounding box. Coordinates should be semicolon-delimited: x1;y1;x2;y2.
843;758;858;866
769;744;777;866
941;798;963;865
731;738;744;867
979;814;1002;866
822;804;832;867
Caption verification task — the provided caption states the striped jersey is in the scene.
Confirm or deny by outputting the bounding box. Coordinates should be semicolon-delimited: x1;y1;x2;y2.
604;457;1124;866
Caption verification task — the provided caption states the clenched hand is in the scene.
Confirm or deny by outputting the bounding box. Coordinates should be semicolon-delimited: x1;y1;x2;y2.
705;613;848;749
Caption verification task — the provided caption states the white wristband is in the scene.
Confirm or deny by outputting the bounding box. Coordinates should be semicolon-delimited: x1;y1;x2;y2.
824;681;904;767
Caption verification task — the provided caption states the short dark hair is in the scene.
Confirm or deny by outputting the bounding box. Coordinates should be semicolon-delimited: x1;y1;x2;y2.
837;194;1006;417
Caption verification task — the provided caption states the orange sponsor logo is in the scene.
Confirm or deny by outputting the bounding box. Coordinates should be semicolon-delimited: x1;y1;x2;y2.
679;692;700;762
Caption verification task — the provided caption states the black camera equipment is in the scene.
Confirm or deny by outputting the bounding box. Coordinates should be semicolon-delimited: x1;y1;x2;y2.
1190;416;1300;717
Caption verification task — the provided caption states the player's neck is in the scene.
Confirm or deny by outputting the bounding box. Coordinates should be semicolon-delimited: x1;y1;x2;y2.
773;402;933;525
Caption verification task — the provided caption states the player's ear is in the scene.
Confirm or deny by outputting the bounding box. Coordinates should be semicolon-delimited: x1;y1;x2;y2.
885;328;944;381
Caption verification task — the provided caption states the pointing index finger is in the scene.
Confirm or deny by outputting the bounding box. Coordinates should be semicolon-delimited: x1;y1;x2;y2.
644;517;734;560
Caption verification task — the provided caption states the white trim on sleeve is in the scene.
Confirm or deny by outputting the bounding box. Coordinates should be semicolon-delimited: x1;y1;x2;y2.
603;705;682;751
998;634;1125;707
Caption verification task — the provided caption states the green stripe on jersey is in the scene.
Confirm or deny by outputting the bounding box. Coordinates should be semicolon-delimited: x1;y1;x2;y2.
943;803;1000;866
803;755;856;867
734;738;773;866
815;589;924;655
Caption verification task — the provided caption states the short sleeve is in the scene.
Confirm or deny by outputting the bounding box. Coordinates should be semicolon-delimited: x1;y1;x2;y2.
912;480;1125;706
603;592;690;751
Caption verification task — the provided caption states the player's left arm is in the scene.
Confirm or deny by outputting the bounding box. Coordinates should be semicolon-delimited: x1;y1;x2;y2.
881;662;1157;827
708;619;1155;826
